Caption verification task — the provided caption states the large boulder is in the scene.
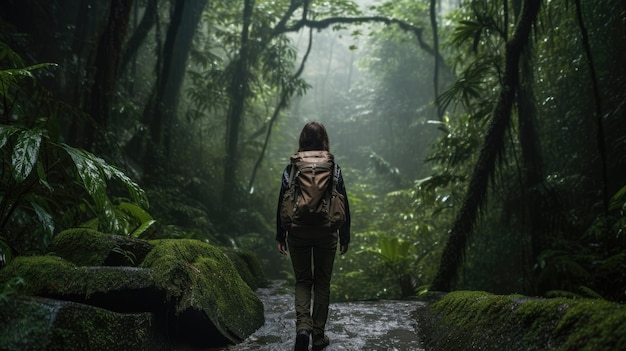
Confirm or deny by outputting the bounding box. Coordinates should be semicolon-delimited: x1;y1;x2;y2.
220;247;269;290
0;296;162;351
141;239;265;345
0;230;265;350
0;256;162;312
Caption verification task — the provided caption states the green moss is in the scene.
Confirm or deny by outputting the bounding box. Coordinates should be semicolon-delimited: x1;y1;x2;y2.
1;238;265;347
49;301;153;351
220;247;268;290
0;296;154;351
49;228;153;267
554;299;626;350
0;256;75;296
141;239;264;341
0;255;154;298
417;291;626;351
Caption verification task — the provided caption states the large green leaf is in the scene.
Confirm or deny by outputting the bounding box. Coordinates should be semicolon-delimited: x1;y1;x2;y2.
118;202;153;223
61;144;147;234
118;201;156;238
375;236;411;265
100;165;148;207
0;63;58;80
30;200;54;236
0;62;57;96
62;144;107;206
130;219;156;239
11;128;43;183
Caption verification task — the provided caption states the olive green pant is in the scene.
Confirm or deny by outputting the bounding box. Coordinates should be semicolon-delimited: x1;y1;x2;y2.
288;228;338;339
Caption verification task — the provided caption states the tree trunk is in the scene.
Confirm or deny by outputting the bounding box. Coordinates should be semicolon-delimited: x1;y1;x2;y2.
120;0;158;75
574;0;608;216
509;0;546;296
430;0;442;120
142;0;206;180
431;0;542;292
222;0;255;207
84;0;133;153
67;0;95;146
518;46;546;295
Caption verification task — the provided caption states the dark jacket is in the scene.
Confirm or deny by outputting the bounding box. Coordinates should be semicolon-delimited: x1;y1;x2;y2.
275;163;351;246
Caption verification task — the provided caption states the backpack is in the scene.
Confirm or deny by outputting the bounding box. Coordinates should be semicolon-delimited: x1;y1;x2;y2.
280;150;346;231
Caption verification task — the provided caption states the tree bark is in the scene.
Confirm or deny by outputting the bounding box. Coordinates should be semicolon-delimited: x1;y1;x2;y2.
430;0;442;120
574;0;608;216
509;0;547;295
431;0;541;292
518;46;546;294
84;0;133;153
142;0;206;179
120;0;158;74
222;0;255;207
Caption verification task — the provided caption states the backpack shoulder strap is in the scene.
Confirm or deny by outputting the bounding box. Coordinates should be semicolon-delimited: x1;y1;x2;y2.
287;163;296;188
332;163;339;193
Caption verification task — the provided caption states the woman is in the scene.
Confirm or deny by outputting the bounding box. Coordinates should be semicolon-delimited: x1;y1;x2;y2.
276;121;351;351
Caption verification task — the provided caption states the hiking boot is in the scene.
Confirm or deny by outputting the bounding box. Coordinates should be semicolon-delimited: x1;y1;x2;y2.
312;334;329;350
294;329;310;351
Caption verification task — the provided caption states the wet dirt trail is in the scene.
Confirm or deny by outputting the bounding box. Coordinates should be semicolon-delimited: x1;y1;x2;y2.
212;280;426;351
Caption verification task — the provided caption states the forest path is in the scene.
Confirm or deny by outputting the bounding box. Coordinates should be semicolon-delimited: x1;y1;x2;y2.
211;280;426;351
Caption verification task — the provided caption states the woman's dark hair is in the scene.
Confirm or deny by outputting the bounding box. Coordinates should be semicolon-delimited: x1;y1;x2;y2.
298;121;330;151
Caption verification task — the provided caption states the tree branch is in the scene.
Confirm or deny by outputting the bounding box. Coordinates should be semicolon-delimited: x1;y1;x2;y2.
247;26;315;193
274;13;453;86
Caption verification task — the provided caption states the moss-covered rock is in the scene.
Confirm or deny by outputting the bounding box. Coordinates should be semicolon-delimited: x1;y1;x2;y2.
48;228;154;266
415;290;626;351
142;239;265;344
0;234;266;349
0;296;161;351
0;255;162;311
220;247;268;290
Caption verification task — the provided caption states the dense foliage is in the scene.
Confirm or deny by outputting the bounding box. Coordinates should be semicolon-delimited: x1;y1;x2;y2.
1;0;625;304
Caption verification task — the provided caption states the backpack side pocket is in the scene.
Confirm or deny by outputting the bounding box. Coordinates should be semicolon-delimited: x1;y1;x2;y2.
329;191;346;231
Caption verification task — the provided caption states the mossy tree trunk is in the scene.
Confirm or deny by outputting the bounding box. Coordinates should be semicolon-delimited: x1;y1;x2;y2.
431;0;542;292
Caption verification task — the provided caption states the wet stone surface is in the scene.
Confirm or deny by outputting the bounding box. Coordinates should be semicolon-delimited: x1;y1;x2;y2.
211;280;426;351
